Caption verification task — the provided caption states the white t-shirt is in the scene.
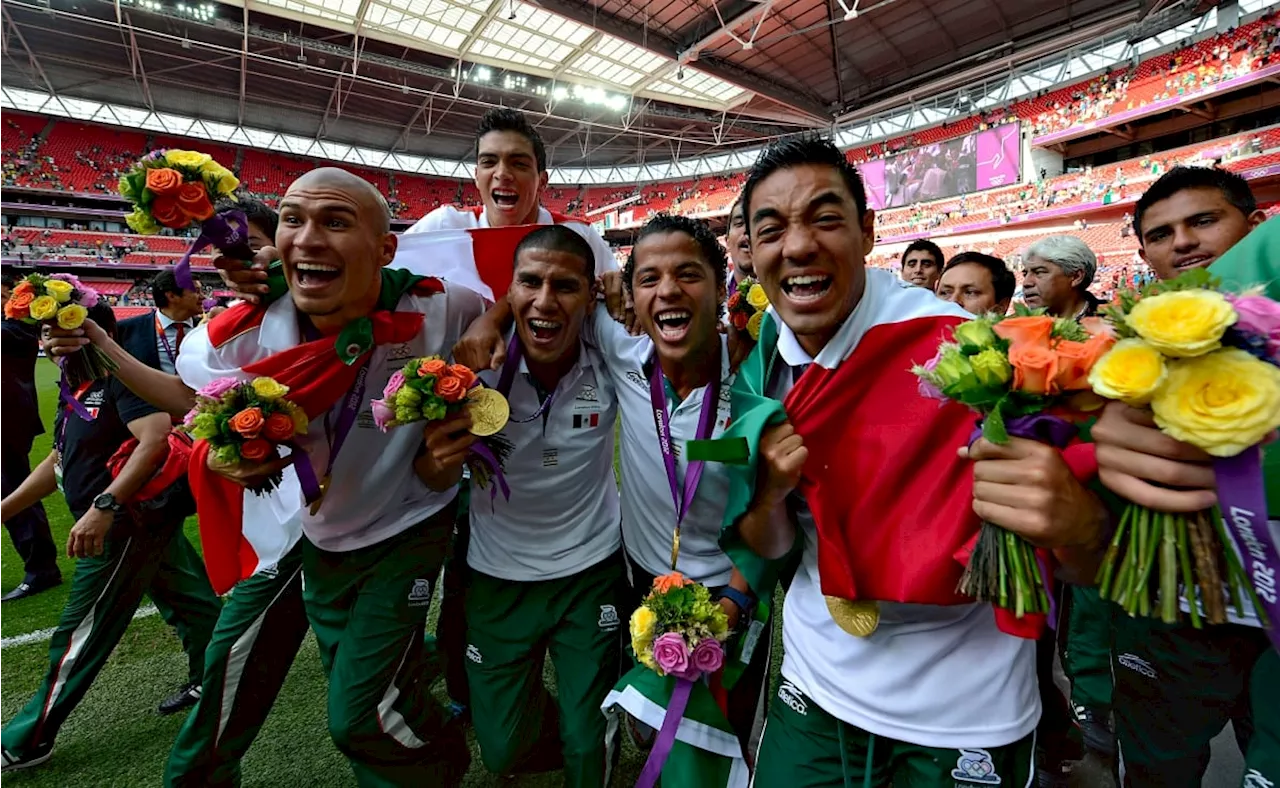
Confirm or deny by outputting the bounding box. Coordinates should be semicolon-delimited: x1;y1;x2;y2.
467;328;621;581
585;314;736;586
178;283;487;552
767;269;1039;749
405;204;618;277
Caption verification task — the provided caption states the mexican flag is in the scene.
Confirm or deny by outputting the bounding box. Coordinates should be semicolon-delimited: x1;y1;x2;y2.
602;667;749;788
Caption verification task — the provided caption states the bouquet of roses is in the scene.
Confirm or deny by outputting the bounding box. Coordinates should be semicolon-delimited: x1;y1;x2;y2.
630;572;730;678
1089;269;1279;628
370;356;513;493
118;149;253;290
914;310;1116;616
182;376;308;495
4;273;116;387
726;277;770;340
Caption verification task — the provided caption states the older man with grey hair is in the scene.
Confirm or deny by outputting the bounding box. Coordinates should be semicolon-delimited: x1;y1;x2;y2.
1019;234;1102;318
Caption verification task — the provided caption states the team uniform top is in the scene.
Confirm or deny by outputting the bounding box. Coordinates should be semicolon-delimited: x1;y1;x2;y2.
55;378;159;518
177;283;487;552
585;314;736;587
467;327;621;582
768;269;1039;749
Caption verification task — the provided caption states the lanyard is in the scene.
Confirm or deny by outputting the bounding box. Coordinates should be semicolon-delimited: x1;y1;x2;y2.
648;355;721;570
55;380;96;453
496;332;557;424
293;321;371;515
155;314;185;364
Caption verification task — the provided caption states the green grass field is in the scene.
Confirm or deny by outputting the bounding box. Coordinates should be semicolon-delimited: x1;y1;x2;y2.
1;359;660;786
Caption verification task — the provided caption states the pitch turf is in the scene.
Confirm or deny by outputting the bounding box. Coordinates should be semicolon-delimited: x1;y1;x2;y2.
1;358;662;786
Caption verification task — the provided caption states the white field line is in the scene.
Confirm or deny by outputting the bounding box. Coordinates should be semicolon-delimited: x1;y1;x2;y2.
2;604;158;649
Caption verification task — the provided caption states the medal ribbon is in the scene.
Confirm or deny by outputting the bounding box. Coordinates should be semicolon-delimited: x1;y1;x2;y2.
155;313;185;366
496;332;557;423
649;357;720;570
293;320;372;510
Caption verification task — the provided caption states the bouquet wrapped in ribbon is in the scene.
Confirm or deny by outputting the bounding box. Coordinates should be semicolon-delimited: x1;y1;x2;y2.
603;572;746;788
726;277;770;340
182;376;308;495
914;310;1116;617
5;273;116;407
1089;269;1279;635
118;149;252;291
370;356;514;495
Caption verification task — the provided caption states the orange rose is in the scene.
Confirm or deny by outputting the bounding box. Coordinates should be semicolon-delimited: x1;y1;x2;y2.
1008;342;1060;395
11;281;34;297
653;572;694;594
145;167;183;196
151;196;188;229
1054;333;1117;391
448;364;477;390
994;315;1054;348
731;311;749;330
263;411;295;442
4;289;33;319
239;438;271;462
176;182;214;221
228;406;265;438
435;375;466;403
419;358;448;377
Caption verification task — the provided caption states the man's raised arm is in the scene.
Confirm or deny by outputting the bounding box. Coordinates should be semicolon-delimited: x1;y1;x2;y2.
43;321;196;417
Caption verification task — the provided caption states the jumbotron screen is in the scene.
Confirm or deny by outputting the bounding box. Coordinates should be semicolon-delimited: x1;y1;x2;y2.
857;123;1022;210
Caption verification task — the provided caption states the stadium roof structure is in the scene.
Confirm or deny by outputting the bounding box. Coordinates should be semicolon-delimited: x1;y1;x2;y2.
0;0;1266;176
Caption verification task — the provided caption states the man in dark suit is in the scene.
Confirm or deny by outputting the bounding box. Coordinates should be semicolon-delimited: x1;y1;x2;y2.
117;270;203;374
1;274;62;602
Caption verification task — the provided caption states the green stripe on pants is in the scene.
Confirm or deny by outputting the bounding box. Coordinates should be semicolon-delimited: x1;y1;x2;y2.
1;514;220;760
303;503;469;788
165;542;308;788
465;551;626;788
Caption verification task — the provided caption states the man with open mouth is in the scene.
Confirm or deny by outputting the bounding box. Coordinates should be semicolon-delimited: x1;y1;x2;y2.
727;195;755;285
725;136;1110;788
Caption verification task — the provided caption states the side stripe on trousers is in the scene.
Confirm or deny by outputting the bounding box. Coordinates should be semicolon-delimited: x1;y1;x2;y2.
376;636;427;750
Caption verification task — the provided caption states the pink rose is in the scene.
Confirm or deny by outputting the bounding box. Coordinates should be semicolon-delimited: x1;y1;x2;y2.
1228;294;1280;362
690;638;724;676
917;350;946;401
651;632;691;677
197;377;240;399
383;370;406;399
370;398;395;431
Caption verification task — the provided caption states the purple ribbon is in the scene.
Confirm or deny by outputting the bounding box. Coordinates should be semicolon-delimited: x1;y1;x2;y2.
172;209;254;292
649;358;720;552
57;373;94;422
496;332;557;423
969;412;1078;626
636;677;693;788
295;360;369;507
468;441;511;501
1215;447;1280;651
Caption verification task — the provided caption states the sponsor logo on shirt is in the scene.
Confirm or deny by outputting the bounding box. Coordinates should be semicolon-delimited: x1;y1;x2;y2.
84;390;106;407
598;604;620;631
951;748;1001;784
466;644;483;664
407;578;432;606
625;370;645;387
386;342;415;362
777;680;807;716
1117;653;1157;679
576;383;599;403
1244;769;1275;788
542;449;558;467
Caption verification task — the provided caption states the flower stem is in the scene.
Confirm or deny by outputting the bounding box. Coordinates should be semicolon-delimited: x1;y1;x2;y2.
1177;515;1200;629
1160;512;1178;624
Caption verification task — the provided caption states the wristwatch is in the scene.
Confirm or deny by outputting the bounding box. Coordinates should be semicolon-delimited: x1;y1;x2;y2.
92;492;122;512
714;586;755;624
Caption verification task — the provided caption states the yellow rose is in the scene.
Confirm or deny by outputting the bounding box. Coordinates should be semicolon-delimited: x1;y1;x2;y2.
1151;348;1280;457
746;283;769;311
215;171;240;196
28;295;58;321
250;377;289;401
746;310;764;341
56;304;88;330
44;279;74;303
287;403;309;435
970;347;1012;387
629;606;656;642
1125;290;1237;358
166;150;213;169
125;208;160;235
1088;338;1168;406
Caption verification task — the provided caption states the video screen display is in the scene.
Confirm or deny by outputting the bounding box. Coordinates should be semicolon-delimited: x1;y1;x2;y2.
855;123;1021;210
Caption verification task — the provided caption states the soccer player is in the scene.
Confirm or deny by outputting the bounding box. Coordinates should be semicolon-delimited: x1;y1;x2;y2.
449;224;625;786
1090;166;1273;788
1019;235;1102;318
727;136;1109;787
935;252;1015;316
727;196;754;283
1;302;220;773
899;238;944;291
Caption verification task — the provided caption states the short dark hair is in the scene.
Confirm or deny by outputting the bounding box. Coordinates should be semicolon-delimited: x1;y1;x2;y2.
901;239;944;267
1134;166;1257;240
476;108;547;173
624;213;728;314
741;135;867;235
514;224;596;280
220;194;278;241
150;269;188;309
944;252;1016;305
88;301;117;336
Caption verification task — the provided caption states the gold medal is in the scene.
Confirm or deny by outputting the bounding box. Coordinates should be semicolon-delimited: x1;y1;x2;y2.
825;596;880;637
308;474;331;516
466;388;510;437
